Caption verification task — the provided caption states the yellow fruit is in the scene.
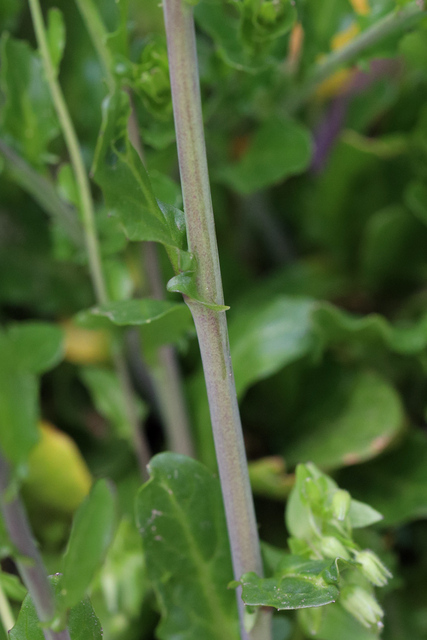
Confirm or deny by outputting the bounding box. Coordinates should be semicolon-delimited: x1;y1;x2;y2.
23;421;92;514
62;320;111;365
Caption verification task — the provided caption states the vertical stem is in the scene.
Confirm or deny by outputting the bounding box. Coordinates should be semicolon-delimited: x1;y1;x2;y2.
28;0;150;480
162;2;270;638
0;457;71;640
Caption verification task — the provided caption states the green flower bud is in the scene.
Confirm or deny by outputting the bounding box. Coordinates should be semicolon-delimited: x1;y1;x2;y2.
354;550;392;587
341;585;384;629
134;39;172;120
317;536;350;560
332;489;351;521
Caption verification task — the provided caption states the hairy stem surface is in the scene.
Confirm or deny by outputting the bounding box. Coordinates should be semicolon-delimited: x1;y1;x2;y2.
162;1;270;638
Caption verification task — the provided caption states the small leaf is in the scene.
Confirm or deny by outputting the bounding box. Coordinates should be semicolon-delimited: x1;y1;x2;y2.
92;91;185;248
167;272;230;311
9;575;102;640
348;500;383;529
0;34;59;167
61;480;116;609
79;366;147;440
238;558;340;610
46;8;65;75
86;298;189;326
217;117;312;195
7;322;64;374
135;453;239;640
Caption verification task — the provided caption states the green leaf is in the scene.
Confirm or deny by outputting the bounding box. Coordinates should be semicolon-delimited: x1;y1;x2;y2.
0;34;59;167
298;602;380;640
0;332;39;468
86;298;189;326
339;430;427;526
79;366;148;440
283;370;404;470
348;501;383;529
135;453;239;640
0;571;27;602
61;480;117;609
217;117;312;195
7;322;64;374
9;575;102;640
229;296;315;397
167;272;230;311
46;8;65;75
238;558;340;610
92;91;186;248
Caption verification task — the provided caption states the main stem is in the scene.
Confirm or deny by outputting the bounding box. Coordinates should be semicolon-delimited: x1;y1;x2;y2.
0;456;70;640
28;0;150;480
162;2;270;638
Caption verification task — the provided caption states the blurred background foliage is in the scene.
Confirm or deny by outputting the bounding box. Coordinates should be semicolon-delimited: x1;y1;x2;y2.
1;0;427;638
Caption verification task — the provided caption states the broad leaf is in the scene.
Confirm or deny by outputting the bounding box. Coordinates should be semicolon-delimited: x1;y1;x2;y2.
229;296;315;397
9;575;102;640
339;430;427;526
238;558;340;610
7;322;64;374
283;370;404;470
61;480;116;609
135;453;239;640
0;34;59;167
217;117;312;195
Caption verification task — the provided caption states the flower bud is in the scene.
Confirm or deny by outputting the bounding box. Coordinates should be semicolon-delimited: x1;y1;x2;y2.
354;550;392;587
317;536;350;560
341;585;384;628
332;489;351;521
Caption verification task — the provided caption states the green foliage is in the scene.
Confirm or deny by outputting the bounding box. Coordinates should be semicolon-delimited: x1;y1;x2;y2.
0;34;59;167
135;453;239;640
61;480;117;610
9;575;102;640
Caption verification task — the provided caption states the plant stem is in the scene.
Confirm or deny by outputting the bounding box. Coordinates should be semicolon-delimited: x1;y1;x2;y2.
0;456;71;640
0;139;84;249
162;2;270;638
286;0;426;112
28;0;150;480
0;580;15;633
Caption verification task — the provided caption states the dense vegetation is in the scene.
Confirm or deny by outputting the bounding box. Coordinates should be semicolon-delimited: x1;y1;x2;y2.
0;0;427;639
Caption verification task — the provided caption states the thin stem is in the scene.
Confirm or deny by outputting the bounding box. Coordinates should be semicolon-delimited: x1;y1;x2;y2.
286;0;426;112
0;580;15;633
28;0;151;480
0;456;71;640
29;0;107;304
162;2;270;639
0;138;83;249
